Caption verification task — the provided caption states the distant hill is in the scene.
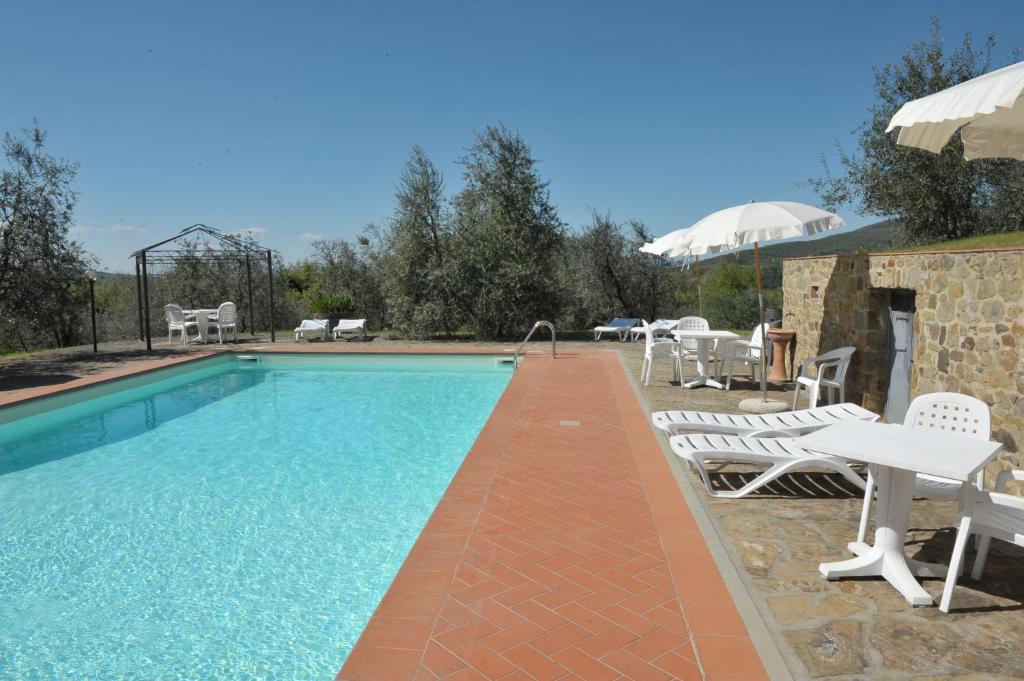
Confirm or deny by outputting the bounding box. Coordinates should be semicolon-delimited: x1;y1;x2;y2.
687;220;899;288
708;219;899;266
96;271;135;282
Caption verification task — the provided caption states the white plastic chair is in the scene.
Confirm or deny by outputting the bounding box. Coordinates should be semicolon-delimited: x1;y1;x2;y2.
674;317;708;356
652;402;879;438
164;304;198;345
207;302;238;344
855;392;991;545
791;346;856;409
639;320;682;386
940;469;1024;612
294;319;328;341
721;323;770;389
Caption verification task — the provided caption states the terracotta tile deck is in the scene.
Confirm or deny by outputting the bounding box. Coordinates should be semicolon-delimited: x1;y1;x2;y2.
338;350;768;681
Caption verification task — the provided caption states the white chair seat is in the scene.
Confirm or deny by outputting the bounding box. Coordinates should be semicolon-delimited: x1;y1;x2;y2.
913;473;963;499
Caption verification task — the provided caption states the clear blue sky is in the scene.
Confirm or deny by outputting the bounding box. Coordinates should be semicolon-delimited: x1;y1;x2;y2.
2;1;1022;270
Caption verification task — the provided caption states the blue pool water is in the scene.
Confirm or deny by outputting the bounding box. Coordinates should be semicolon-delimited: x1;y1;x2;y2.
0;355;512;679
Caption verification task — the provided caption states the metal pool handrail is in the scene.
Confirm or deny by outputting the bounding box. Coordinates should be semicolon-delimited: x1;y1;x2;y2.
513;320;556;367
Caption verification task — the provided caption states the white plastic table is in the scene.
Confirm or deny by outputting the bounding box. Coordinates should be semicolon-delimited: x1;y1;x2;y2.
799;421;1002;606
671;329;739;389
182;308;217;343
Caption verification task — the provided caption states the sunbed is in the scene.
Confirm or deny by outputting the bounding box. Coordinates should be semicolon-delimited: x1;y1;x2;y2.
333;319;367;340
669;432;868;498
593;317;639;342
652;403;878;438
294;319;328;341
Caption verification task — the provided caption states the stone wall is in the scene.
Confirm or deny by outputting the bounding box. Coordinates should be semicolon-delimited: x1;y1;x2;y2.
782;248;1024;475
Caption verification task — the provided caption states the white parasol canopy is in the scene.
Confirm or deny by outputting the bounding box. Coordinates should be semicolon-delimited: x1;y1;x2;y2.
640;201;845;404
639;227;691;256
886;60;1024;160
649;201;845;258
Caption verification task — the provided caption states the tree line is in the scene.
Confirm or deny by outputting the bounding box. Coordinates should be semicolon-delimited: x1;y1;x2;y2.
2;21;1021;353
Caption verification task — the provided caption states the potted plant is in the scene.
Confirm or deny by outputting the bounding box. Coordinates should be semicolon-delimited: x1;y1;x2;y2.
310;293;355;337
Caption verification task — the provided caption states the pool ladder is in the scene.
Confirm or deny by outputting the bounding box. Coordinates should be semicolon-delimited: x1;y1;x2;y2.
510;320;556;367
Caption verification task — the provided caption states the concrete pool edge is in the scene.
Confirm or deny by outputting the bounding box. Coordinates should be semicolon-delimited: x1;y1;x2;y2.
339;350;769;680
0;346;521;411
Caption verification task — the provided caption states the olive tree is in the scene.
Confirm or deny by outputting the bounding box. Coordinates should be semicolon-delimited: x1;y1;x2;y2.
382;146;457;336
448;126;564;339
0;123;90;351
808;20;1024;244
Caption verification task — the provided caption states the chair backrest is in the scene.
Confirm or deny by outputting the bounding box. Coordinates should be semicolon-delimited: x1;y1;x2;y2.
164;304;185;325
811;346;856;385
217;302;236;324
675;316;709;351
609;317;638;328
904;392;991;440
642;320;655;353
748;323;770;359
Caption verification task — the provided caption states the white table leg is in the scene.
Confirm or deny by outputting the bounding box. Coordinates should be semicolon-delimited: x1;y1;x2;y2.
194;312;208;343
684;339;725;389
820;466;934;606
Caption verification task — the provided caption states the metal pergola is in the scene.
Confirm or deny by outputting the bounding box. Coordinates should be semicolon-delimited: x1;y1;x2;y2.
130;224;277;351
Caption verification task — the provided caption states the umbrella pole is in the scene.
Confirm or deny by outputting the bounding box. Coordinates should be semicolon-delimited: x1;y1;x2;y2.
754;241;768;402
696;255;703;317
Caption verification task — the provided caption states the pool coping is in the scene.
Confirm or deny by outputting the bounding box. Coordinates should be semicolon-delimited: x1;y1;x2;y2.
0;346;524;410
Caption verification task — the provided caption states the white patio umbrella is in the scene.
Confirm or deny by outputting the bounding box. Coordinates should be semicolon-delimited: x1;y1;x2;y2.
648;201;845;403
887;60;1024;160
640;227;706;315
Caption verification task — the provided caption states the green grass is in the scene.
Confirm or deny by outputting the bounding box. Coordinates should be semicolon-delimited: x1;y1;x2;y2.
891;231;1024;253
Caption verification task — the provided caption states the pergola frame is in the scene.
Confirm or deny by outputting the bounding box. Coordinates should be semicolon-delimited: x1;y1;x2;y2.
130;224;277;351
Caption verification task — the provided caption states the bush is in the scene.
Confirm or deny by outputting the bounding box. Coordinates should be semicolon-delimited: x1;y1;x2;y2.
310;293;355;318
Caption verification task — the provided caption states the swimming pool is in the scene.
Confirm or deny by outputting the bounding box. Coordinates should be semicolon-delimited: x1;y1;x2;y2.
0;354;512;679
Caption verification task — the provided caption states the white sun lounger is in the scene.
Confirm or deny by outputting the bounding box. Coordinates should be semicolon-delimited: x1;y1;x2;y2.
294;319;328;341
333;318;367;340
670;433;868;498
652;403;878;438
630;318;678;342
594;318;639;342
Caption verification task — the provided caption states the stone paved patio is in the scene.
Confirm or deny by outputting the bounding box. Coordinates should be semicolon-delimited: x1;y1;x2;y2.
616;342;1024;681
2;337;1022;679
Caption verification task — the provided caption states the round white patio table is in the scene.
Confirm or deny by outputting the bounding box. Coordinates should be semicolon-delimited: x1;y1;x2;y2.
798;421;1002;607
670;329;738;389
182;308;218;343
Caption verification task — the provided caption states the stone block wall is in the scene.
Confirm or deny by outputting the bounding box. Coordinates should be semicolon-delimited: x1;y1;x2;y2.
782;248;1024;475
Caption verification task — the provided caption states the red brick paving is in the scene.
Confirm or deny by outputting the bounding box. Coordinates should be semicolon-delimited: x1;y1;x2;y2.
338;350;767;680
